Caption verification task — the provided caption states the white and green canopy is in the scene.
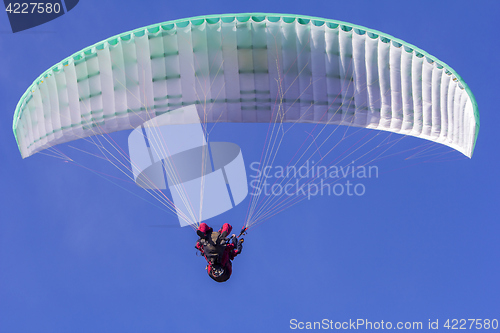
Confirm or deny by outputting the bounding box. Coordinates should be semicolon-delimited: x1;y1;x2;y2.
13;13;479;158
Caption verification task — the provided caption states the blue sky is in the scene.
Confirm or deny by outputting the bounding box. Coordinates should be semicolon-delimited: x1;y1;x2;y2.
1;1;499;332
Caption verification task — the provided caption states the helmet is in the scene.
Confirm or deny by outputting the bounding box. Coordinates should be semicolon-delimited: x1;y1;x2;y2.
209;264;224;278
207;263;230;282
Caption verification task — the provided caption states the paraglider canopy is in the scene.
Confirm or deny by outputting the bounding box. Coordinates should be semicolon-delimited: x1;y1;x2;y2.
12;13;480;228
13;13;478;160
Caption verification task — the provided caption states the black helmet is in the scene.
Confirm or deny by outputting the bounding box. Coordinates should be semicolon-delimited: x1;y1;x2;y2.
209;264;224;278
207;263;230;282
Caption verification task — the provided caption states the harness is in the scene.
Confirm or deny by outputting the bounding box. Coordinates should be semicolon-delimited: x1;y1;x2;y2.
198;231;227;266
